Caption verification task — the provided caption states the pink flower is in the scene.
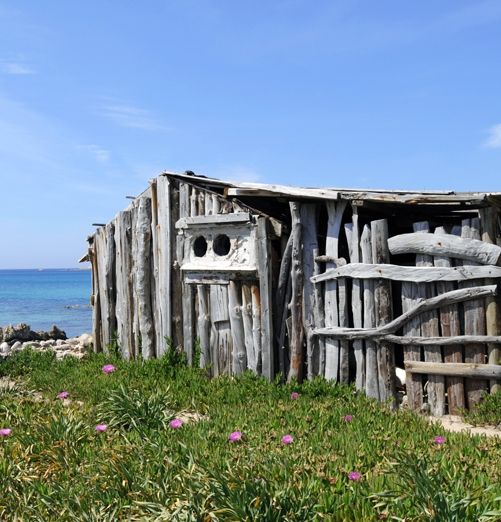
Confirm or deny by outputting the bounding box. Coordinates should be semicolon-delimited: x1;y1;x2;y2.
434;436;446;445
281;434;294;445
290;392;300;400
57;391;69;399
102;364;116;374
169;418;183;429
0;428;12;437
348;471;362;481
343;415;353;422
95;424;108;433
228;431;242;442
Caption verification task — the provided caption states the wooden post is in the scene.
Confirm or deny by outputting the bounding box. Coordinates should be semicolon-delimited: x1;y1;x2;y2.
229;281;247;374
301;203;323;379
90;243;102;353
434;226;465;414
178;183;195;364
251;284;262;373
115;210;135;359
197;285;210;370
461;218;489;407
241;284;257;372
414;222;445;416
371;219;396;406
361;224;379;399
135;197;155;358
288;202;304;382
346;206;365;390
275;233;293;378
210;284;232;375
150;179;160;354
95;226;114;350
257;216;274;380
479;206;501;394
324;200;347;381
155;175;172;355
170;181;183;350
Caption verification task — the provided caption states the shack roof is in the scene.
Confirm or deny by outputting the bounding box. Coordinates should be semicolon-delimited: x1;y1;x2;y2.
163;171;501;208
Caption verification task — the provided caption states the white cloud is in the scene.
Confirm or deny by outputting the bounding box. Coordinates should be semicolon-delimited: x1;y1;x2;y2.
483;124;501;149
99;101;164;131
1;61;35;75
79;144;111;163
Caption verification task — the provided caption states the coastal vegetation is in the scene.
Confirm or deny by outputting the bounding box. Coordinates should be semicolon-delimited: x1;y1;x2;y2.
0;348;500;521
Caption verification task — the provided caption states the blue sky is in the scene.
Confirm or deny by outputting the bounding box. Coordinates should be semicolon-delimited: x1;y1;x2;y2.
0;1;500;268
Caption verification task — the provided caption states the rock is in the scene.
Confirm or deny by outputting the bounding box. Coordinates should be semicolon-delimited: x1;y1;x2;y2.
48;325;67;341
56;340;65;346
2;323;36;343
78;333;93;348
11;341;23;351
0;342;10;354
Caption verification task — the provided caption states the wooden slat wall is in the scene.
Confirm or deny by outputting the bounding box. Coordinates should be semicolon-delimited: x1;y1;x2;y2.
88;174;500;415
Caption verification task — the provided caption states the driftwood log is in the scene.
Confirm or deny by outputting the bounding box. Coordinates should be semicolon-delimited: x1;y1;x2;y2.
371;219;396;406
361;224;379;399
388;231;501;265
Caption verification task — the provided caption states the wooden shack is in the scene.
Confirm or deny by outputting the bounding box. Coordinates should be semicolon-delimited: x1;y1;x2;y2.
87;171;501;415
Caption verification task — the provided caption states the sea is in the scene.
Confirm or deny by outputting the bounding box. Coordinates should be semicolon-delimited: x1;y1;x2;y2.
0;269;92;338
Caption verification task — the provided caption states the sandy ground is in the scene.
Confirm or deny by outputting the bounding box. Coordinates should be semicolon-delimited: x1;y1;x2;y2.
427;414;501;438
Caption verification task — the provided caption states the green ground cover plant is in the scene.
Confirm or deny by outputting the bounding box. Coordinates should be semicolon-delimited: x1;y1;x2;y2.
1;349;500;521
464;391;501;428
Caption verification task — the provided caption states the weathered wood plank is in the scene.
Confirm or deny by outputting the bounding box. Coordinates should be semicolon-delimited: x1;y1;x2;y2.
461;218;489;408
130;203;140;358
414;221;444;417
241;283;257;372
176;212;251;228
256;216;273;380
386;335;501;345
479;206;501;394
155;175;172;355
114;210;135;359
288;202;304;383
311;263;501;283
170;181;183;350
388;232;501;265
209;284;231;375
405;361;501;379
135;197;155;358
346;206;365;390
229;281;247;374
275;233;293;378
197;284;210;371
401;264;423;411
251;283;262;373
361;224;379;399
315;284;498;339
179;183;194;364
371;219;396;405
434;226;464;414
301;203;323;379
324;200;347;381
90;243;102;353
150;179;160;355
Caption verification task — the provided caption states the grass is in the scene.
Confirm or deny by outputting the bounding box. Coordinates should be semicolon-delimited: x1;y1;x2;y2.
0;349;500;521
464;391;501;427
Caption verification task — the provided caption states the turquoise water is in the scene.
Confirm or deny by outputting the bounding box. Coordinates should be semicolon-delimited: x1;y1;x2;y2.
0;269;92;338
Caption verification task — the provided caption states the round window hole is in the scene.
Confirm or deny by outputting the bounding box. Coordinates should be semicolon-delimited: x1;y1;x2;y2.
213;234;231;256
193;236;208;257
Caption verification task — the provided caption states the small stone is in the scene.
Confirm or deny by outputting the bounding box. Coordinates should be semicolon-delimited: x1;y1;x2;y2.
0;342;10;354
56;339;65;346
78;333;93;347
11;341;23;351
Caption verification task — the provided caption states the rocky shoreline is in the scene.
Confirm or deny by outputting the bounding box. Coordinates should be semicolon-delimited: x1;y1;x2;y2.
0;323;93;359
